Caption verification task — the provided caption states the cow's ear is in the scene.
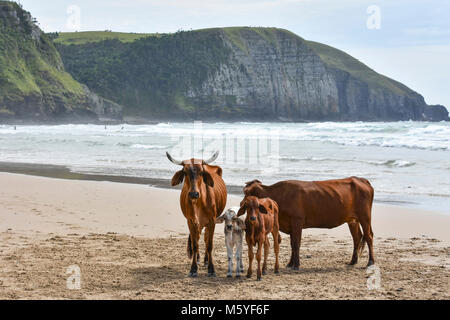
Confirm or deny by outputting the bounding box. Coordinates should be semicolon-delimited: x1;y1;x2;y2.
202;171;214;187
259;204;268;214
237;204;246;217
215;214;225;224
171;170;184;186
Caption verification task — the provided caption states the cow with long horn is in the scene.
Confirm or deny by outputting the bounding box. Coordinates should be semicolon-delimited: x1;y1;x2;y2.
166;151;227;277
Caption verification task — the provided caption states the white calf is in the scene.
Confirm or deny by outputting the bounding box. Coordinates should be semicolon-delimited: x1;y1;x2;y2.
215;207;246;277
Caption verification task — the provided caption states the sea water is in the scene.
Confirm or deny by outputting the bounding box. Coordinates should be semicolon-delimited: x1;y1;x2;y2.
0;121;449;212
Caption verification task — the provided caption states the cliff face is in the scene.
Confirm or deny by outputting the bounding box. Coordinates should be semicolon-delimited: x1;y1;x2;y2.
0;1;122;122
188;28;339;120
55;28;448;121
188;28;446;121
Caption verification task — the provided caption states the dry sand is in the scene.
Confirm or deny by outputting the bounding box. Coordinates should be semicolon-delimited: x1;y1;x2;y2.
0;172;449;299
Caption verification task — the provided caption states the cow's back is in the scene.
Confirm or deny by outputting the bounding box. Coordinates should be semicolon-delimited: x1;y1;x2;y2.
265;177;373;231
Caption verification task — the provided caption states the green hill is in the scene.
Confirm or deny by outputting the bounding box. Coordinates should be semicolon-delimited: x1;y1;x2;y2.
306;41;414;96
1;0;446;122
0;1;121;122
54;26;447;121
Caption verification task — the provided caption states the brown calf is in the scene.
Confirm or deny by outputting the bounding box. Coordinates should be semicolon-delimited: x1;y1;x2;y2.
242;177;375;269
238;196;280;280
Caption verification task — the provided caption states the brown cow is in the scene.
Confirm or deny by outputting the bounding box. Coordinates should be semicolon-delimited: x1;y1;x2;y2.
237;196;280;280
242;177;375;269
167;151;227;277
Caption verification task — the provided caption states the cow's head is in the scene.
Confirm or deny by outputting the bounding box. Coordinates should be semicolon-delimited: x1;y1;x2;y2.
243;179;265;198
216;207;245;231
237;196;269;225
166;151;218;201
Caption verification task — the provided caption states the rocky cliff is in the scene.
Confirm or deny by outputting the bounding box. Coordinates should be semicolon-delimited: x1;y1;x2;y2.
55;27;448;121
0;1;122;122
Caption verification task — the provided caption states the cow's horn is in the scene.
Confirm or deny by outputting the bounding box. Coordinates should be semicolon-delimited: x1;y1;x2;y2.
166;152;183;165
203;151;219;164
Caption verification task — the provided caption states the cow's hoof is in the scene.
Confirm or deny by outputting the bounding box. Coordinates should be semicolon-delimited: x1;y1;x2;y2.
246;274;252;278
188;272;198;278
208;272;216;277
256;277;262;281
349;260;357;266
367;261;375;267
262;270;267;275
274;270;280;274
236;274;241;278
291;266;299;271
226;274;232;278
240;268;244;273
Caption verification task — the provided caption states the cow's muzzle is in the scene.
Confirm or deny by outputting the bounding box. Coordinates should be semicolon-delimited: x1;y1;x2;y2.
189;191;200;199
249;216;256;221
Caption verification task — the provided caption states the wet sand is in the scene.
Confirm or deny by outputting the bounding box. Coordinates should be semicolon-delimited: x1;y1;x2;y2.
0;172;448;299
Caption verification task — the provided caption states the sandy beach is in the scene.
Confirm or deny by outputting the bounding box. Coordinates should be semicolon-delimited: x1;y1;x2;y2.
0;172;448;299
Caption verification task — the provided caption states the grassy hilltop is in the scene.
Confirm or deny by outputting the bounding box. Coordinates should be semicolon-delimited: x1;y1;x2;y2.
52;31;159;45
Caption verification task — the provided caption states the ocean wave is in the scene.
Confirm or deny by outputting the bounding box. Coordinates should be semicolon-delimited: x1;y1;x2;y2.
374;160;416;168
274;155;329;162
130;144;167;150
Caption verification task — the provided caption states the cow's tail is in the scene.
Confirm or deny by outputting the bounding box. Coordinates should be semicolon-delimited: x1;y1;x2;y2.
278;233;282;244
358;236;366;257
187;235;193;258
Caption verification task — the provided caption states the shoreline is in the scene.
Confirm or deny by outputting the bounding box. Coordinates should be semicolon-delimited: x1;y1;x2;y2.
0;161;444;210
1;119;449;126
0;171;449;243
0;161;244;195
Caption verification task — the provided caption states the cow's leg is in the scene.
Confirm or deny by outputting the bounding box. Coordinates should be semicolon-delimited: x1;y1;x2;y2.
348;221;363;265
205;221;216;276
246;238;254;278
291;227;302;270
187;221;200;277
235;233;243;277
226;240;233;278
287;234;294;268
235;245;242;278
203;231;208;267
187;235;194;259
272;230;280;274
361;222;375;266
262;238;269;275
256;240;263;280
238;233;244;273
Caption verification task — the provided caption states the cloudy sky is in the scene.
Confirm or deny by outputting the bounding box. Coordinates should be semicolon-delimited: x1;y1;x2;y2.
19;0;450;109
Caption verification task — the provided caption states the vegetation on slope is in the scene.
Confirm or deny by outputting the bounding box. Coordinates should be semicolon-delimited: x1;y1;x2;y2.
307;41;415;96
56;29;231;117
55;26;441;120
0;1;89;119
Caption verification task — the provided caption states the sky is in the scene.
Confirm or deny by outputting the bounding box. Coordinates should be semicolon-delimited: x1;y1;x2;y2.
17;0;450;109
